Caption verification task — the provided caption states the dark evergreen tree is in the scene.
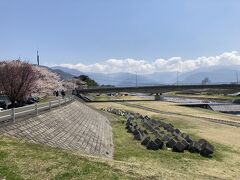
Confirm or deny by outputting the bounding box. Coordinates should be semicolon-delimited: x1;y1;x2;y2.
75;75;98;87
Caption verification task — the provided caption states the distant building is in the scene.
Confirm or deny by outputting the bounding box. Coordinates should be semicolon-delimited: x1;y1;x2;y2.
120;92;129;96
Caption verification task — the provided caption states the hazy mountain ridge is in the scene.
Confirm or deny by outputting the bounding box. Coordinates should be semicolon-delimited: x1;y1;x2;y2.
39;65;74;80
51;69;74;80
51;66;84;76
180;68;240;84
51;66;240;86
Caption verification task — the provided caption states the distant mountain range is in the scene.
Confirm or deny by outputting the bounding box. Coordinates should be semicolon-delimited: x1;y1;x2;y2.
39;65;74;80
51;69;74;80
50;66;240;86
52;66;83;77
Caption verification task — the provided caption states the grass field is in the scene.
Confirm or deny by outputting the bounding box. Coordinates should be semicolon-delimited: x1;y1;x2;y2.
93;91;239;102
93;94;148;101
1;98;240;179
127;101;240;123
108;113;240;179
89;100;240;179
0;135;134;179
165;91;237;101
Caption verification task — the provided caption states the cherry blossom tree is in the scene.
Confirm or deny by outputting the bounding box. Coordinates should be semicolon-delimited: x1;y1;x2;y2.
33;66;64;95
0;60;70;105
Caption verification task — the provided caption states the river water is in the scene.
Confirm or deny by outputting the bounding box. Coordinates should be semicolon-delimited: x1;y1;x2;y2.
132;93;215;103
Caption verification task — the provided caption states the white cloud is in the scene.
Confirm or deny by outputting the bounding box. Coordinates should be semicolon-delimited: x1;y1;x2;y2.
56;51;240;74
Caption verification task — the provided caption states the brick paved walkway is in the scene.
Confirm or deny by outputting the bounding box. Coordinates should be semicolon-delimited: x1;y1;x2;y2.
0;100;114;158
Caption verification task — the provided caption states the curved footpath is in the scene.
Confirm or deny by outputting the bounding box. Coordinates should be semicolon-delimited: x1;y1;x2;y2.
0;100;114;158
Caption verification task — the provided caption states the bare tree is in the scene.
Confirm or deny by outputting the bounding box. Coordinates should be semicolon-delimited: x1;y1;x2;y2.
0;60;39;107
202;77;210;85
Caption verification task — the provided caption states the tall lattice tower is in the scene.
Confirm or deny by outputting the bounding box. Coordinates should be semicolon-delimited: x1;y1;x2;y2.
37;51;40;65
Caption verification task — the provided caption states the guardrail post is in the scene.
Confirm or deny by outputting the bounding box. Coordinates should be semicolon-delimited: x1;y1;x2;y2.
49;101;52;110
12;108;15;122
35;103;38;115
58;99;61;107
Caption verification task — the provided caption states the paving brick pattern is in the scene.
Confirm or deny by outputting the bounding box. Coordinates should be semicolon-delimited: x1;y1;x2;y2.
0;101;114;158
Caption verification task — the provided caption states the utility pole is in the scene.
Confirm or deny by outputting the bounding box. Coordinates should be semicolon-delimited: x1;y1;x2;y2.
177;71;179;86
135;72;138;87
37;50;40;66
236;71;239;84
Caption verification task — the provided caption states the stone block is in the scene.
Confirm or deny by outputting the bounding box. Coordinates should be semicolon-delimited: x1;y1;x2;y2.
172;141;185;152
127;126;134;133
162;123;168;129
162;135;172;143
127;116;134;122
126;121;132;126
167;126;175;133
141;136;150;146
133;129;140;136
147;140;159;150
125;122;132;129
143;129;148;135
157;132;164;139
184;135;194;144
154;138;164;149
175;135;183;141
198;139;208;146
174;128;181;134
188;141;201;153
134;132;143;141
181;139;189;150
181;133;188;139
144;115;150;120
166;139;177;148
200;142;214;157
133;124;138;129
172;131;180;137
138;128;143;133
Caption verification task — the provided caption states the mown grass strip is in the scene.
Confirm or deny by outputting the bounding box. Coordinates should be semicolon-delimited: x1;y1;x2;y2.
0;136;131;180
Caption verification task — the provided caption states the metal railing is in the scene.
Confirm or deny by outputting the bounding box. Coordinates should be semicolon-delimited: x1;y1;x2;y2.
0;96;74;123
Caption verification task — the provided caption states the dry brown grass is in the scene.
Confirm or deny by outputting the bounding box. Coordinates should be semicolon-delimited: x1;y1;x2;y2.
165;91;236;101
90;101;240;149
129;101;240;122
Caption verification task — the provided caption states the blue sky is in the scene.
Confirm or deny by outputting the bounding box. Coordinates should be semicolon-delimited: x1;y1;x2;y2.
1;0;240;73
